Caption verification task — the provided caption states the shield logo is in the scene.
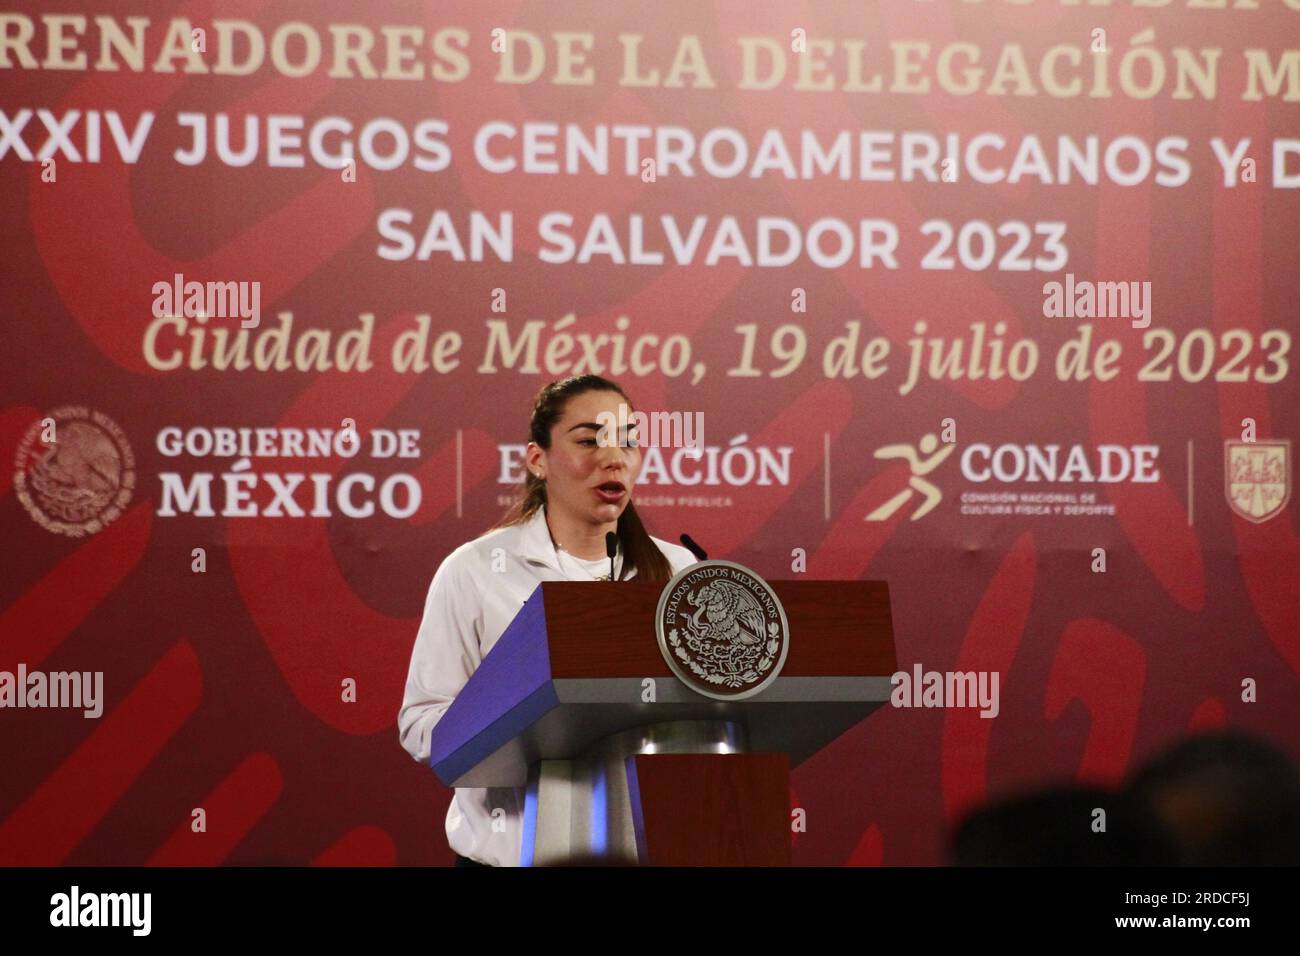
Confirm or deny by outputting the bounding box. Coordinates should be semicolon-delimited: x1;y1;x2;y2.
1224;440;1291;524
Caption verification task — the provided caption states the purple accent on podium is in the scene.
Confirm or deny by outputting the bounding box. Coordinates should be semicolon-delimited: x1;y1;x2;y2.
428;584;555;784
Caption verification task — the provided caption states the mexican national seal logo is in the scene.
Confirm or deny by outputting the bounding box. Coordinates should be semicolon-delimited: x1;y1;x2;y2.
1224;440;1290;524
655;560;790;701
13;406;135;537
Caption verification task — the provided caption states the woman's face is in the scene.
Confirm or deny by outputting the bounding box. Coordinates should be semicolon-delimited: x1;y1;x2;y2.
529;390;642;526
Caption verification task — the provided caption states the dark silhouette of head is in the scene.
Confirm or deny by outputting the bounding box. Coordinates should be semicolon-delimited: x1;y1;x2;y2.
1125;730;1300;866
950;786;1181;865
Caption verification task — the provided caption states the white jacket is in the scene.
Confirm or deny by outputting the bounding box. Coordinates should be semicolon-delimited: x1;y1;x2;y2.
397;505;699;866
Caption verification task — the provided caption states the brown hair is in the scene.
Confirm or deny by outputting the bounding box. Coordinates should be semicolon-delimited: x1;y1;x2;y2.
492;375;673;583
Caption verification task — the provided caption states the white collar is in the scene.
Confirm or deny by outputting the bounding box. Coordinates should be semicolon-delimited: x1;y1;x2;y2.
517;505;629;579
517;506;561;572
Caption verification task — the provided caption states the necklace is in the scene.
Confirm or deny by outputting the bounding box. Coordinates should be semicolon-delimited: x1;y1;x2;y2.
544;509;620;580
556;542;620;581
558;546;618;581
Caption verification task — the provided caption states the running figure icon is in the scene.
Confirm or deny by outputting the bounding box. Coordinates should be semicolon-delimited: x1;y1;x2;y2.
865;433;955;522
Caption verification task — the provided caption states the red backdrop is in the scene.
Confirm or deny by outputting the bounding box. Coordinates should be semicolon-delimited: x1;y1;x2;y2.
2;0;1297;865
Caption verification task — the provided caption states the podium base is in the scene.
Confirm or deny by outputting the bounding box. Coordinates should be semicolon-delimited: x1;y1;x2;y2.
522;720;791;866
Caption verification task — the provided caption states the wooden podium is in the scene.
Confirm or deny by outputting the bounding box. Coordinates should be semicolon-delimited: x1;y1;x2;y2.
425;578;895;866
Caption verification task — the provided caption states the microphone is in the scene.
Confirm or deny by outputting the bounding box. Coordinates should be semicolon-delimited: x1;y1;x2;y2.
605;531;618;581
680;533;708;561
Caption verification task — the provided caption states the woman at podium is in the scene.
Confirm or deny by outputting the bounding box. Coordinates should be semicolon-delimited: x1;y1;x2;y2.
397;375;698;866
